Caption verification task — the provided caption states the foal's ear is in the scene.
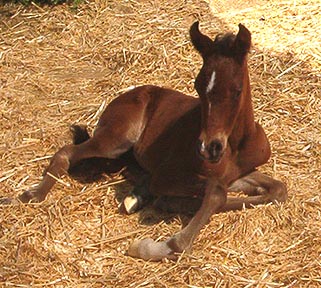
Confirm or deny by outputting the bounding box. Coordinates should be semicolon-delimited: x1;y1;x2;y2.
234;24;251;60
190;21;214;58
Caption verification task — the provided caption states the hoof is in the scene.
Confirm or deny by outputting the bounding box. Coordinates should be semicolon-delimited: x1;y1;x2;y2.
123;194;143;214
127;238;177;261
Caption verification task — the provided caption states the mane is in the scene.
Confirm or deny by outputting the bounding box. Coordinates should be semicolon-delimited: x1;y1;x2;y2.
212;32;237;57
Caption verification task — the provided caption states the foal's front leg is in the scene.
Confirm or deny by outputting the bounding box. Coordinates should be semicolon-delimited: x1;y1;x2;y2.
223;171;287;211
127;179;226;261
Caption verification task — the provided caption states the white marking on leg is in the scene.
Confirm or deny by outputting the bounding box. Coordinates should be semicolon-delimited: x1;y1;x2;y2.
206;71;216;94
124;195;140;214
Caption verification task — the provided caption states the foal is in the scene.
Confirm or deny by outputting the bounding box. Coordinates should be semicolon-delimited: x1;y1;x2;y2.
2;22;287;261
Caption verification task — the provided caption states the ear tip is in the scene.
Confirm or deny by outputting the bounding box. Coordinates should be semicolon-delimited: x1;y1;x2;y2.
238;23;251;35
191;21;200;31
190;21;201;37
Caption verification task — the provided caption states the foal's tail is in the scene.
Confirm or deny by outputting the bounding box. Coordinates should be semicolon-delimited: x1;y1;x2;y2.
70;124;91;145
68;124;145;184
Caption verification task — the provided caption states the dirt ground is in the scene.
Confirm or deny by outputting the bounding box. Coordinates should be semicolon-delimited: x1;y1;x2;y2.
0;0;320;287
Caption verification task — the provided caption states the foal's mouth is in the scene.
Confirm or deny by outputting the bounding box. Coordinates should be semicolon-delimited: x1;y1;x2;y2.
197;152;224;163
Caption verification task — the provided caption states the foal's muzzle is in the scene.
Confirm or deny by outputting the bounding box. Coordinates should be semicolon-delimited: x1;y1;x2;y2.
197;139;224;163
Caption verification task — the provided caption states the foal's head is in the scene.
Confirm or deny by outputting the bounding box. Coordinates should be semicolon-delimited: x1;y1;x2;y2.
190;22;252;163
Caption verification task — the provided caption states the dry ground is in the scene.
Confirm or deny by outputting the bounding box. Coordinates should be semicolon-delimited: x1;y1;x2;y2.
0;0;320;287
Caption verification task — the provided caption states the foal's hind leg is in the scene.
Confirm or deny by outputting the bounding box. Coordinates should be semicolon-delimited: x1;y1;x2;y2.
1;141;101;204
0;90;152;204
7;124;142;203
223;171;287;212
18;135;126;203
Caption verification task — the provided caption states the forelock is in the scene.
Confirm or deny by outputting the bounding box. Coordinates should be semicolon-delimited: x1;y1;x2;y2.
211;33;236;57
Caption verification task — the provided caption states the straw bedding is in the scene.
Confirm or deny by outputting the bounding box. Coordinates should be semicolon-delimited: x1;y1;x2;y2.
0;0;320;286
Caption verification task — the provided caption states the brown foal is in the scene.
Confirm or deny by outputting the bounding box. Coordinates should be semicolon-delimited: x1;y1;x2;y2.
2;22;287;261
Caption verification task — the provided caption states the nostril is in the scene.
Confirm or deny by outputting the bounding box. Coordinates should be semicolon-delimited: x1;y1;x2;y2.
197;139;224;162
210;140;223;154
